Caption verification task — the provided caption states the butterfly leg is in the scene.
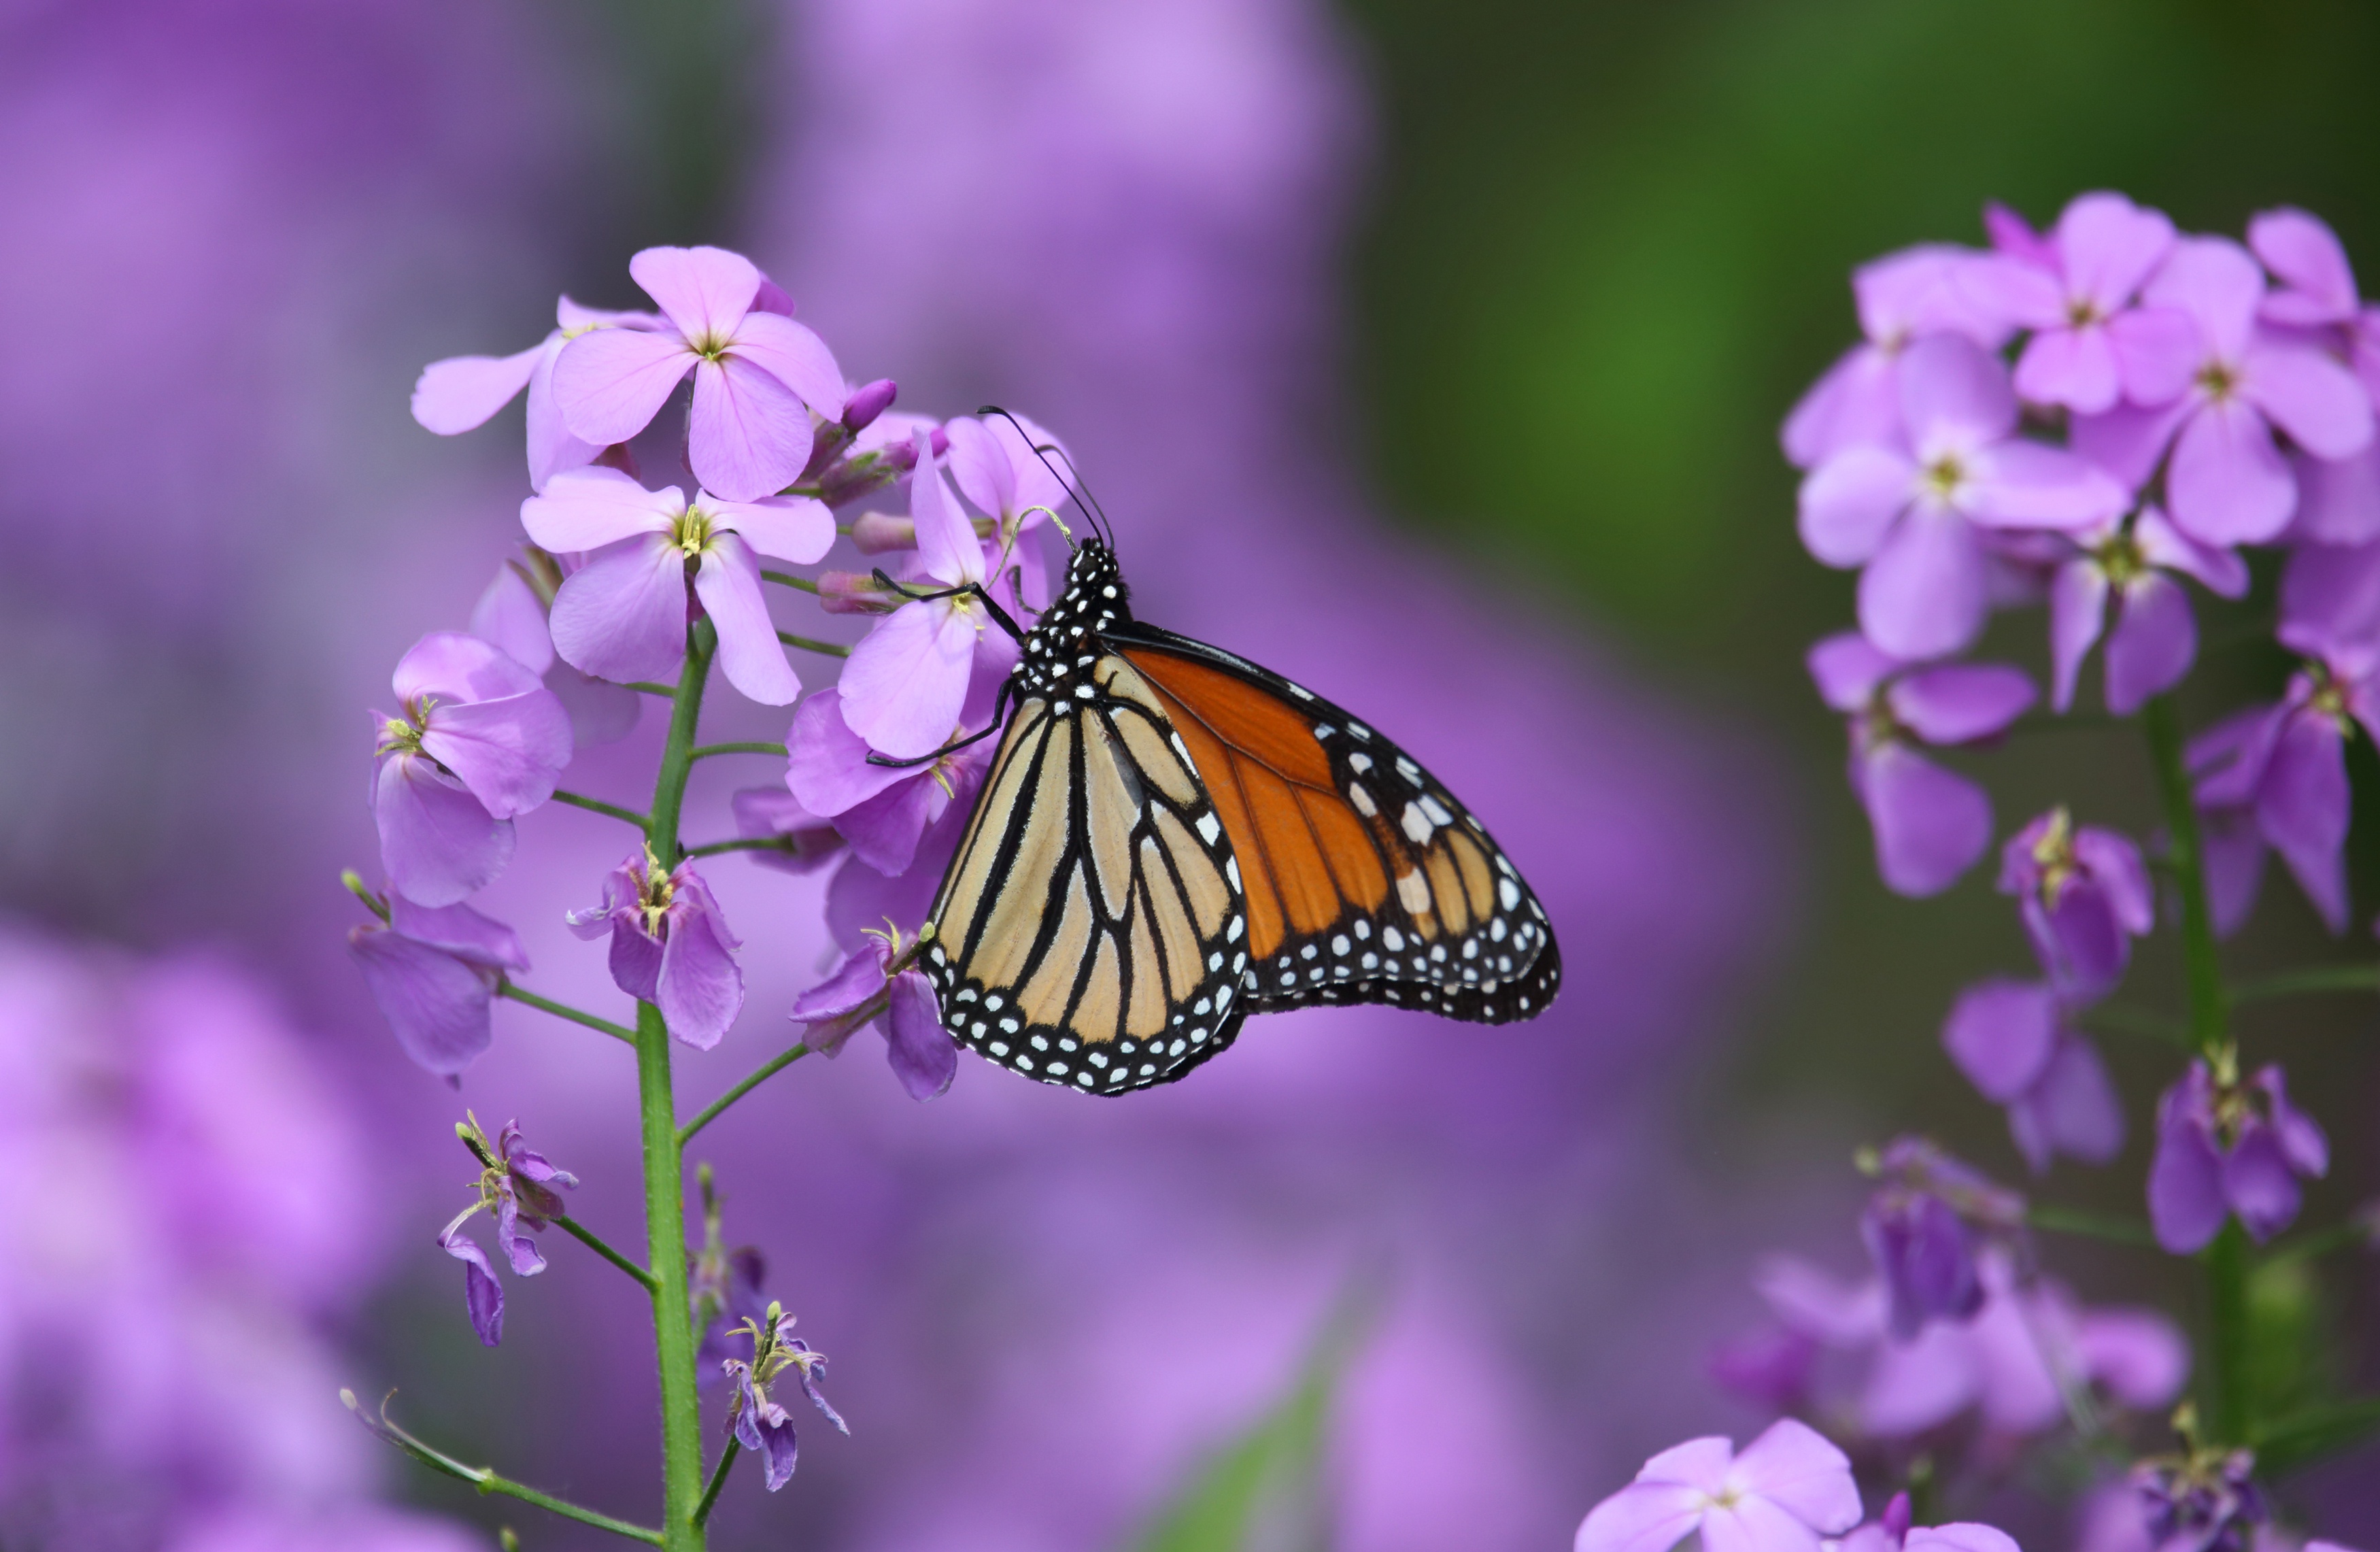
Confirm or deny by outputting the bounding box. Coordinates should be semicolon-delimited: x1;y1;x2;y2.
862;679;1015;769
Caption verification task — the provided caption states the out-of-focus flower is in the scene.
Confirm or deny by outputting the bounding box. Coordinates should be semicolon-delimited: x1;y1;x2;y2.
721;1302;847;1492
1941;979;2124;1173
1798;334;2128;659
2253;208;2380;544
690;1166;774;1385
728;787;846;874
2133;1433;2265;1552
836;431;1023;758
1784;244;2009;469
568;849;745;1049
2048;509;2248;713
469;556;643;747
1962;191;2191;413
551;245;846;501
786;684;993;875
370;632;572;906
1997;808;2153;998
2075;237;2374;546
1809;632;2035;896
1836;1493;2020;1552
787;922;955;1101
411;295;662;489
434;1114;577;1347
1572;1417;1860;1552
521;467;835;705
1858;1137;2025;1339
2148;1060;2330;1251
347;889;529;1077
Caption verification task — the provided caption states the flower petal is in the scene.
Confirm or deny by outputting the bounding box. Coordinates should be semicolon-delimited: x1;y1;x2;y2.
2257;711;2350;932
411;341;546;435
525;333;603;491
712;492;835;565
2244;336;2375;460
731;787;845;875
2047;558;2109;713
394;630;546;705
2060;191;2175;311
440;1228;505;1346
657;872;744;1049
551;324;696;447
1958;254;2065;332
1888;663;2036;745
1699;1498;1823;1552
1860;743;1992;897
1798;448;1914;567
2147;1109;2228;1254
789;948;891;1027
688;355;816;503
2073;1305;2188;1409
522;467;683;553
836;601;979;761
2222;1119;2305;1243
911;431;985;586
375;756;513;907
2107;307;2203;407
2255;1065;2331;1177
2249;207;2359;325
1781;344;1901;470
349;923;496;1076
2289;443;2380;545
694;535;800;706
883;968;957;1100
2167;400;2296;545
390;895;531;971
1900;335;2017;447
787;686;915;815
2015;325;2122;414
1575;1483;1707;1552
471;563;556;676
2071;397;2192;490
630;244;761;344
2134;507;2250;596
2143;237;2263;361
2009;1035;2125;1171
420;691;574;818
1858;507;1988;661
1965;441;2129;530
2104;573;2196;715
1727;1419;1858;1528
730;310;847;420
1806;631;1899;711
549;534;691;685
1941;977;2060;1103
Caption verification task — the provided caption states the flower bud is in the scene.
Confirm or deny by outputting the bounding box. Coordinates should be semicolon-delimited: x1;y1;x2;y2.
843;377;898;433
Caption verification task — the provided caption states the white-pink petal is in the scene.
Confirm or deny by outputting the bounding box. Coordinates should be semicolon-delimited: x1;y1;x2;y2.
911;434;985;586
838;600;978;760
1724;1418;1860;1532
732;310;848;419
548;535;693;685
1574;1482;1707;1552
2143;238;2263;362
1798;447;1914;568
471;564;556;676
711;492;835;564
694;535;800;706
412;341;546;435
2243;337;2374;460
630;244;761;345
551;324;698;446
393;630;545;705
522;467;684;553
687;353;815;503
2166;399;2296;545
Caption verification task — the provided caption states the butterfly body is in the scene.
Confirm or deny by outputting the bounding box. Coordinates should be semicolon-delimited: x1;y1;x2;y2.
920;539;1559;1094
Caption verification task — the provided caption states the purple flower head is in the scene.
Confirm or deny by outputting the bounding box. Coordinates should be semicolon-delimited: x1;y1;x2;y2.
1858;1136;2026;1340
1783;243;2010;469
435;1113;577;1347
371;632;573;906
2132;1431;2265;1552
1810;632;2036;896
721;1301;847;1492
787;920;956;1102
729;786;847;875
836;431;1025;758
1800;333;2128;659
2075;237;2375;546
1837;1495;2019;1552
945;410;1072;547
1962;192;2189;414
567;848;745;1049
1572;1417;1861;1552
786;684;995;875
347;888;530;1077
521;467;835;706
2050;509;2249;713
2148;1059;2330;1251
1941;979;2125;1174
550;246;847;502
1997;808;2154;998
469;555;643;747
411;295;664;490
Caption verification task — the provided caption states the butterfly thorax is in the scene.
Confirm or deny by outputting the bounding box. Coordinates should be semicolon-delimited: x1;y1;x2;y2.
1013;540;1132;714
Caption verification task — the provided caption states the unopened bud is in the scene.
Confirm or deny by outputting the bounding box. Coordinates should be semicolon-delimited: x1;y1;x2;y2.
817;569;904;615
843;378;898;433
847;511;918;556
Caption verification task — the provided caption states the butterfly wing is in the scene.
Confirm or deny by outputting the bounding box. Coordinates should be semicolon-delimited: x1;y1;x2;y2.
1110;626;1560;1024
921;658;1257;1094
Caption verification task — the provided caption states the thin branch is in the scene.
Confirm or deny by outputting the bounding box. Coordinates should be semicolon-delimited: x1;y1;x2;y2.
777;628;851;658
2229;962;2380;1008
690;741;788;761
343;1389;663;1545
626;681;677;697
2076;1001;2192;1049
2028;1204;2160;1247
678;1042;813;1147
693;1440;741;1528
551;790;650;829
555;1215;659;1293
685;835;797;860
2260;1215;2376;1270
760;569;819;594
498;982;638;1045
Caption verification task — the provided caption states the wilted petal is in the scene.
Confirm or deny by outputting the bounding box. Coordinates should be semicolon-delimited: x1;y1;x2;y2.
2167;399;2296;545
375;756;513;907
2243;337;2375;460
551;324;696;447
688;355;815;503
348;923;496;1076
1888;663;2037;745
549;534;691;685
630;244;760;344
440;1226;505;1346
471;564;556;676
413;341;545;435
883;968;956;1100
1806;631;1900;711
2048;558;2109;712
1860;743;1992;897
2222;1120;2304;1242
522;467;683;553
657;872;743;1049
1859;507;1989;661
2147;1109;2228;1253
789;948;891;1028
694;535;800;706
2104;573;2196;715
731;310;847;420
1941;977;2060;1103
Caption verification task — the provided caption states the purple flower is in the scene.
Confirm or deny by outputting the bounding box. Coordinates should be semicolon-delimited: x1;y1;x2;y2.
2075;236;2375;546
550;246;847;502
347;892;530;1077
520;467;835;705
1961;192;2191;414
836;431;1023;758
1783;243;2009;469
2148;1060;2330;1251
1837;1495;2020;1552
568;849;745;1049
729;787;847;875
1858;1137;2025;1339
1799;333;2128;658
469;556;643;747
787;922;955;1102
435;1114;578;1347
1941;979;2125;1174
945;410;1070;546
1809;632;2036;896
1998;808;2154;998
371;632;573;906
2049;509;2249;713
785;684;994;875
1572;1417;1860;1552
721;1303;847;1492
2132;1443;2265;1552
410;296;662;490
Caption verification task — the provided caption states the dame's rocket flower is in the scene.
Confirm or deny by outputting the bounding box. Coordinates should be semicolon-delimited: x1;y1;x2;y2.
436;1115;579;1347
1961;191;2193;414
522;467;835;705
371;633;572;906
1941;979;2125;1174
1997;809;2154;998
836;431;1022;758
410;296;662;490
1835;1494;2020;1552
551;246;846;502
787;920;957;1102
2075;237;2374;546
728;788;846;875
786;684;993;875
721;1302;847;1491
469;556;643;747
2148;1060;2330;1252
568;849;745;1049
2048;509;2249;714
1573;1417;1861;1552
1809;632;2036;896
1858;1137;2025;1340
347;893;530;1077
1798;333;2128;659
1783;244;2009;469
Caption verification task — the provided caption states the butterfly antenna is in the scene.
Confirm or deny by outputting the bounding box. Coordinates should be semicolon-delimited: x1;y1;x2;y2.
979;405;1111;548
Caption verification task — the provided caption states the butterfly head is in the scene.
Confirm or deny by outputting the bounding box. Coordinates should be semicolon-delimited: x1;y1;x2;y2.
1015;539;1129;698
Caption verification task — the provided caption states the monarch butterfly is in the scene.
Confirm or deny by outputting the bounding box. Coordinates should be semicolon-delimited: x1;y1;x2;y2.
902;439;1561;1095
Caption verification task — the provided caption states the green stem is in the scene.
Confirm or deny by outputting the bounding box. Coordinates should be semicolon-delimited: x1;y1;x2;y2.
684;836;796;860
345;1389;662;1545
498;982;639;1045
2027;1204;2160;1247
692;1440;740;1528
552;790;652;831
2143;695;2227;1060
690;742;787;760
2077;1001;2194;1049
760;569;819;593
627;681;678;697
649;624;715;868
777;628;850;658
2229;962;2380;1007
678;1043;811;1147
2206;1221;2253;1445
556;1214;660;1293
2259;1216;2373;1270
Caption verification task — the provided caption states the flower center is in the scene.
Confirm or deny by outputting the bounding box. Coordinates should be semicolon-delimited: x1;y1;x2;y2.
1919;453;1967;506
690;331;732;363
2064;297;2104;328
637;849;677;937
2030;805;2078;904
2094;532;2149;586
2196;360;2242;401
379;716;423;756
673;508;715;558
